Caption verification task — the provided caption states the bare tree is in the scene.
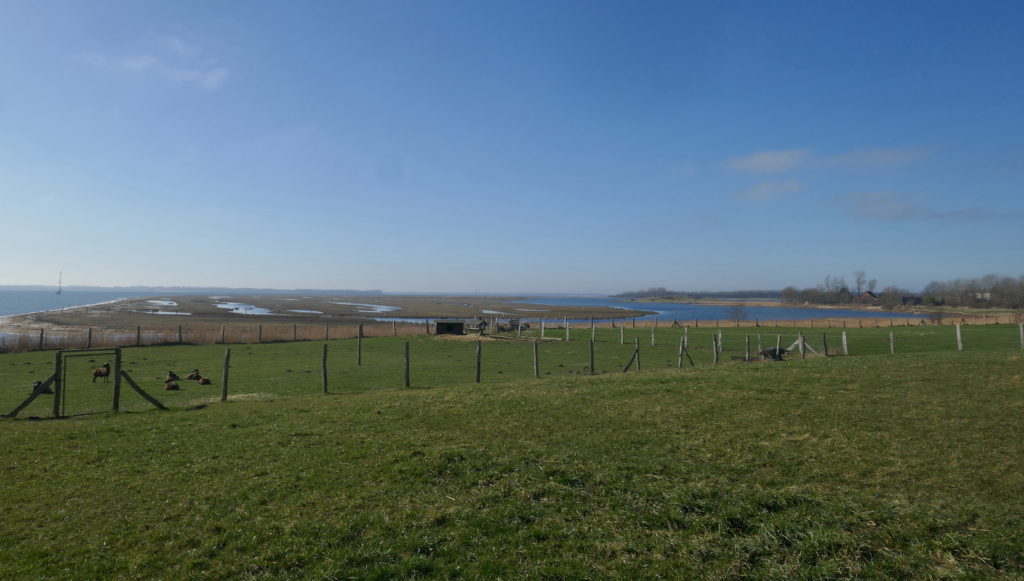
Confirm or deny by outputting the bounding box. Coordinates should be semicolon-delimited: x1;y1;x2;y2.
854;271;866;295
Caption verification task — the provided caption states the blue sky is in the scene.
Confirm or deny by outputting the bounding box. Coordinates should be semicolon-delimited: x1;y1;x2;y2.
2;1;1021;293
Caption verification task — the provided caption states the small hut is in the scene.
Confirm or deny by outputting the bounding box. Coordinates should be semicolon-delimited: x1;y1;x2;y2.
434;320;466;335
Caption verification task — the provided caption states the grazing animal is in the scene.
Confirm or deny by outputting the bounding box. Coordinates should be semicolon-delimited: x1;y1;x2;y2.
92;362;111;383
164;379;180;391
166;371;180;381
197;376;211;385
186;369;201;381
759;347;787;361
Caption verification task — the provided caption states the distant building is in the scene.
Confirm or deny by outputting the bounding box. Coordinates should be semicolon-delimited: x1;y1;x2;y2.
434;320;466;335
858;291;879;301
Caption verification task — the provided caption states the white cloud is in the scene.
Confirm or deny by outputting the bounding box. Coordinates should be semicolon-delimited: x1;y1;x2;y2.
76;35;227;91
824;146;937;169
838;192;988;221
723;149;810;173
736;179;804;201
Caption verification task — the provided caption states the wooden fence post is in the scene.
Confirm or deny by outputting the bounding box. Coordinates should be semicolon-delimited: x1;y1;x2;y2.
38;328;45;350
1019;323;1023;350
533;339;540;378
776;335;782;358
566;318;570;342
745;336;750;362
620;326;624;345
956;324;963;351
713;336;719;366
635;337;641;371
842;331;849;355
324;323;329;341
541;320;545;340
357;324;363;366
293;324;297;342
135;326;141;347
321;344;328;394
257;325;262;344
589;337;595;375
822;333;829;357
178;325;183;344
52;350;63;418
220;324;226;344
404;342;410;388
112;348;122;412
591;318;596;342
221;348;231;402
475;340;482;383
650;324;655;346
684;326;688;350
393;321;397;337
800;333;806;359
889;332;895;355
87;327;93;348
677;336;684;369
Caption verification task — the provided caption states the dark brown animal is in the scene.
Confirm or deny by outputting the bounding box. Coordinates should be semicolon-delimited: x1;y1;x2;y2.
186;369;201;380
197;377;211;385
166;371;180;381
164;380;180;391
92;362;111;383
759;347;787;361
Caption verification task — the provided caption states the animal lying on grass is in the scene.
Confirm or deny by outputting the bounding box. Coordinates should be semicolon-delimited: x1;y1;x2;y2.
759;347;787;361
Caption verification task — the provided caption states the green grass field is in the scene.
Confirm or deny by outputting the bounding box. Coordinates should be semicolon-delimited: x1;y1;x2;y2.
2;325;1023;578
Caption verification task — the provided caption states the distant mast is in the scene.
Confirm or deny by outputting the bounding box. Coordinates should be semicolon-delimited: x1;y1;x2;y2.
56;272;62;295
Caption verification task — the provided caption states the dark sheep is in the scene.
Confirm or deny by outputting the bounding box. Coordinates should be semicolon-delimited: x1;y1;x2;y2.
197;377;211;385
186;369;201;381
164;380;180;391
166;371;180;381
759;347;787;361
92;362;111;383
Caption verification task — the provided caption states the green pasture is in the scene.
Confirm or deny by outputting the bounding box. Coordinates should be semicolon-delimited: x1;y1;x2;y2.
1;324;1022;418
1;325;1023;578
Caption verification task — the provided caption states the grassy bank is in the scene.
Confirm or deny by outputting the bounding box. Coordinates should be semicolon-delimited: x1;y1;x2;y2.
1;336;1022;578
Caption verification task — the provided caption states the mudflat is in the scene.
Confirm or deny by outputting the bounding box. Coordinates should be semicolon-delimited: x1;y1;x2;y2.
2;294;654;333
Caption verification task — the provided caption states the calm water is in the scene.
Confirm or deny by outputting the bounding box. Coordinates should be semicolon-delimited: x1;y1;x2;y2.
0;290;162;317
517;296;912;322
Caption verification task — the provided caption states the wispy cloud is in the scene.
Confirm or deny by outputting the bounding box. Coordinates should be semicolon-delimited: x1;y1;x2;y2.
723;149;810;173
736;179;804;201
823;146;937;169
837;192;989;221
76;35;227;90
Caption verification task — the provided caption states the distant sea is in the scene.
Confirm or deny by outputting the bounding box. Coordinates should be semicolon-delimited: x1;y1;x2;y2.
0;290;166;318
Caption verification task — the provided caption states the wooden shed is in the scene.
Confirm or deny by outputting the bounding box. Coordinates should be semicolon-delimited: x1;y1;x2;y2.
434;319;466;335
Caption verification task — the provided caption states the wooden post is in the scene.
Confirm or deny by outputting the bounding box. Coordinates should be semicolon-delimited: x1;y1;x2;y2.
565;317;570;342
87;327;93;348
650;324;655;346
745;336;750;361
822;333;829;357
889;332;895;354
955;324;963;351
135;326;141;346
713;336;719;366
357;324;363;366
111;348;122;412
776;335;782;357
220;324;226;344
475;340;482;383
677;336;684;369
404;342;410;387
393;321;397;337
756;333;762;354
221;348;231;402
52;350;62;418
635;337;641;371
533;339;540;378
321;344;328;394
541;320;545;340
589;337;595;375
1019;323;1023;350
324;323;329;341
257;325;262;344
293;324;298;342
178;325;183;344
800;333;806;359
591;318;596;342
424;320;430;335
684;326;688;350
38;328;44;350
620;326;624;345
